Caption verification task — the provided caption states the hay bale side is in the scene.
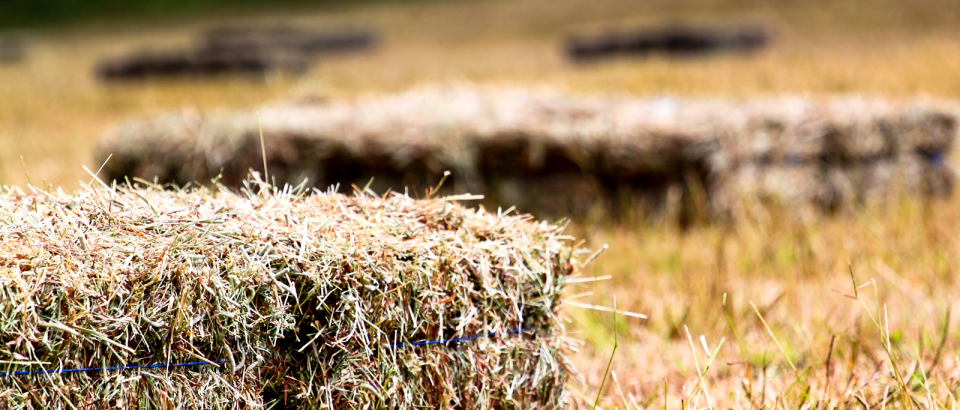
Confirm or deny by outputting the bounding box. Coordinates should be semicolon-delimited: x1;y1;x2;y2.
0;181;575;408
96;86;722;220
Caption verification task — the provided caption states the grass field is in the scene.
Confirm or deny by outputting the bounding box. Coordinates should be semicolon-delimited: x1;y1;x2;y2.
3;0;960;407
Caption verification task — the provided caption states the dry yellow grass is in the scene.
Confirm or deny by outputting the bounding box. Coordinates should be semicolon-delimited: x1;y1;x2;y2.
3;0;960;407
567;198;960;408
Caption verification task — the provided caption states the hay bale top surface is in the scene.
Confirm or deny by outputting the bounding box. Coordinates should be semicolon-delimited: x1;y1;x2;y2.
104;84;707;151
104;84;957;151
0;182;568;316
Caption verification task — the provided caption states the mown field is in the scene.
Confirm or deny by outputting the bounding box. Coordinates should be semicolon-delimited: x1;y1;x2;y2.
3;0;960;407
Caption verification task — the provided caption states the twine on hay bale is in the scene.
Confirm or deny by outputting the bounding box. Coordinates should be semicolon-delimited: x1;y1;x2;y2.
0;176;576;409
95;85;958;221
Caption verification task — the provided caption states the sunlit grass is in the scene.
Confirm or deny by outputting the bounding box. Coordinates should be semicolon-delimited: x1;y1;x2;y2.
566;197;960;407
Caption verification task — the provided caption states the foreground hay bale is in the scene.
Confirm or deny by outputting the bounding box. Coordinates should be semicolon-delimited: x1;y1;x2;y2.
96;85;957;221
0;181;574;408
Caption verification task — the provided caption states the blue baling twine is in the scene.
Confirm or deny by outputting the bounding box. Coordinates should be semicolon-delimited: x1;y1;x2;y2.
929;151;946;169
0;360;227;377
390;327;527;348
0;327;532;377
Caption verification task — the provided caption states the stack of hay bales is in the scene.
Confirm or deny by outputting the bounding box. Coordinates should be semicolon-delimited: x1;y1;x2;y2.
96;85;957;221
0;181;574;408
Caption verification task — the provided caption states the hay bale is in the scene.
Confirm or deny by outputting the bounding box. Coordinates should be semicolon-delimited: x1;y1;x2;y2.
97;86;719;219
635;94;958;213
93;26;376;82
95;49;308;81
566;24;769;61
0;180;574;408
95;85;958;220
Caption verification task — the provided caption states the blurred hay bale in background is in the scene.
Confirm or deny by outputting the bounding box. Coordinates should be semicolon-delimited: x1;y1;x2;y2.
96;85;957;222
98;85;714;221
566;24;770;62
0;180;574;408
638;95;958;215
95;26;376;82
95;49;309;81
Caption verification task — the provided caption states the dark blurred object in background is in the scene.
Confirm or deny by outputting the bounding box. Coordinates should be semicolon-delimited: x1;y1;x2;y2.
95;48;309;81
95;26;376;82
0;35;27;63
566;24;770;62
201;27;376;56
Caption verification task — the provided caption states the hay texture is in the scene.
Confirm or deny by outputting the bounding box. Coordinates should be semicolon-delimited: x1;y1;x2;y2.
0;179;575;409
96;85;958;221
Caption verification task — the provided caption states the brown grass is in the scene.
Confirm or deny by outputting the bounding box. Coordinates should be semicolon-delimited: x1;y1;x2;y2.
567;197;960;408
4;0;960;407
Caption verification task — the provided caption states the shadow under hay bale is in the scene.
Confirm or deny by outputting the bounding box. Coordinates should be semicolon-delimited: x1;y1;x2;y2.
95;48;308;81
566;24;769;61
201;26;377;56
95;85;958;224
0;182;575;408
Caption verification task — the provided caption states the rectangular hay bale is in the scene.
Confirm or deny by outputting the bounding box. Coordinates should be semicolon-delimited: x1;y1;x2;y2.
94;85;958;221
0;181;575;409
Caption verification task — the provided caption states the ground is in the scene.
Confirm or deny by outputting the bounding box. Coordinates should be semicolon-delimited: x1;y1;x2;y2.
2;0;960;407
